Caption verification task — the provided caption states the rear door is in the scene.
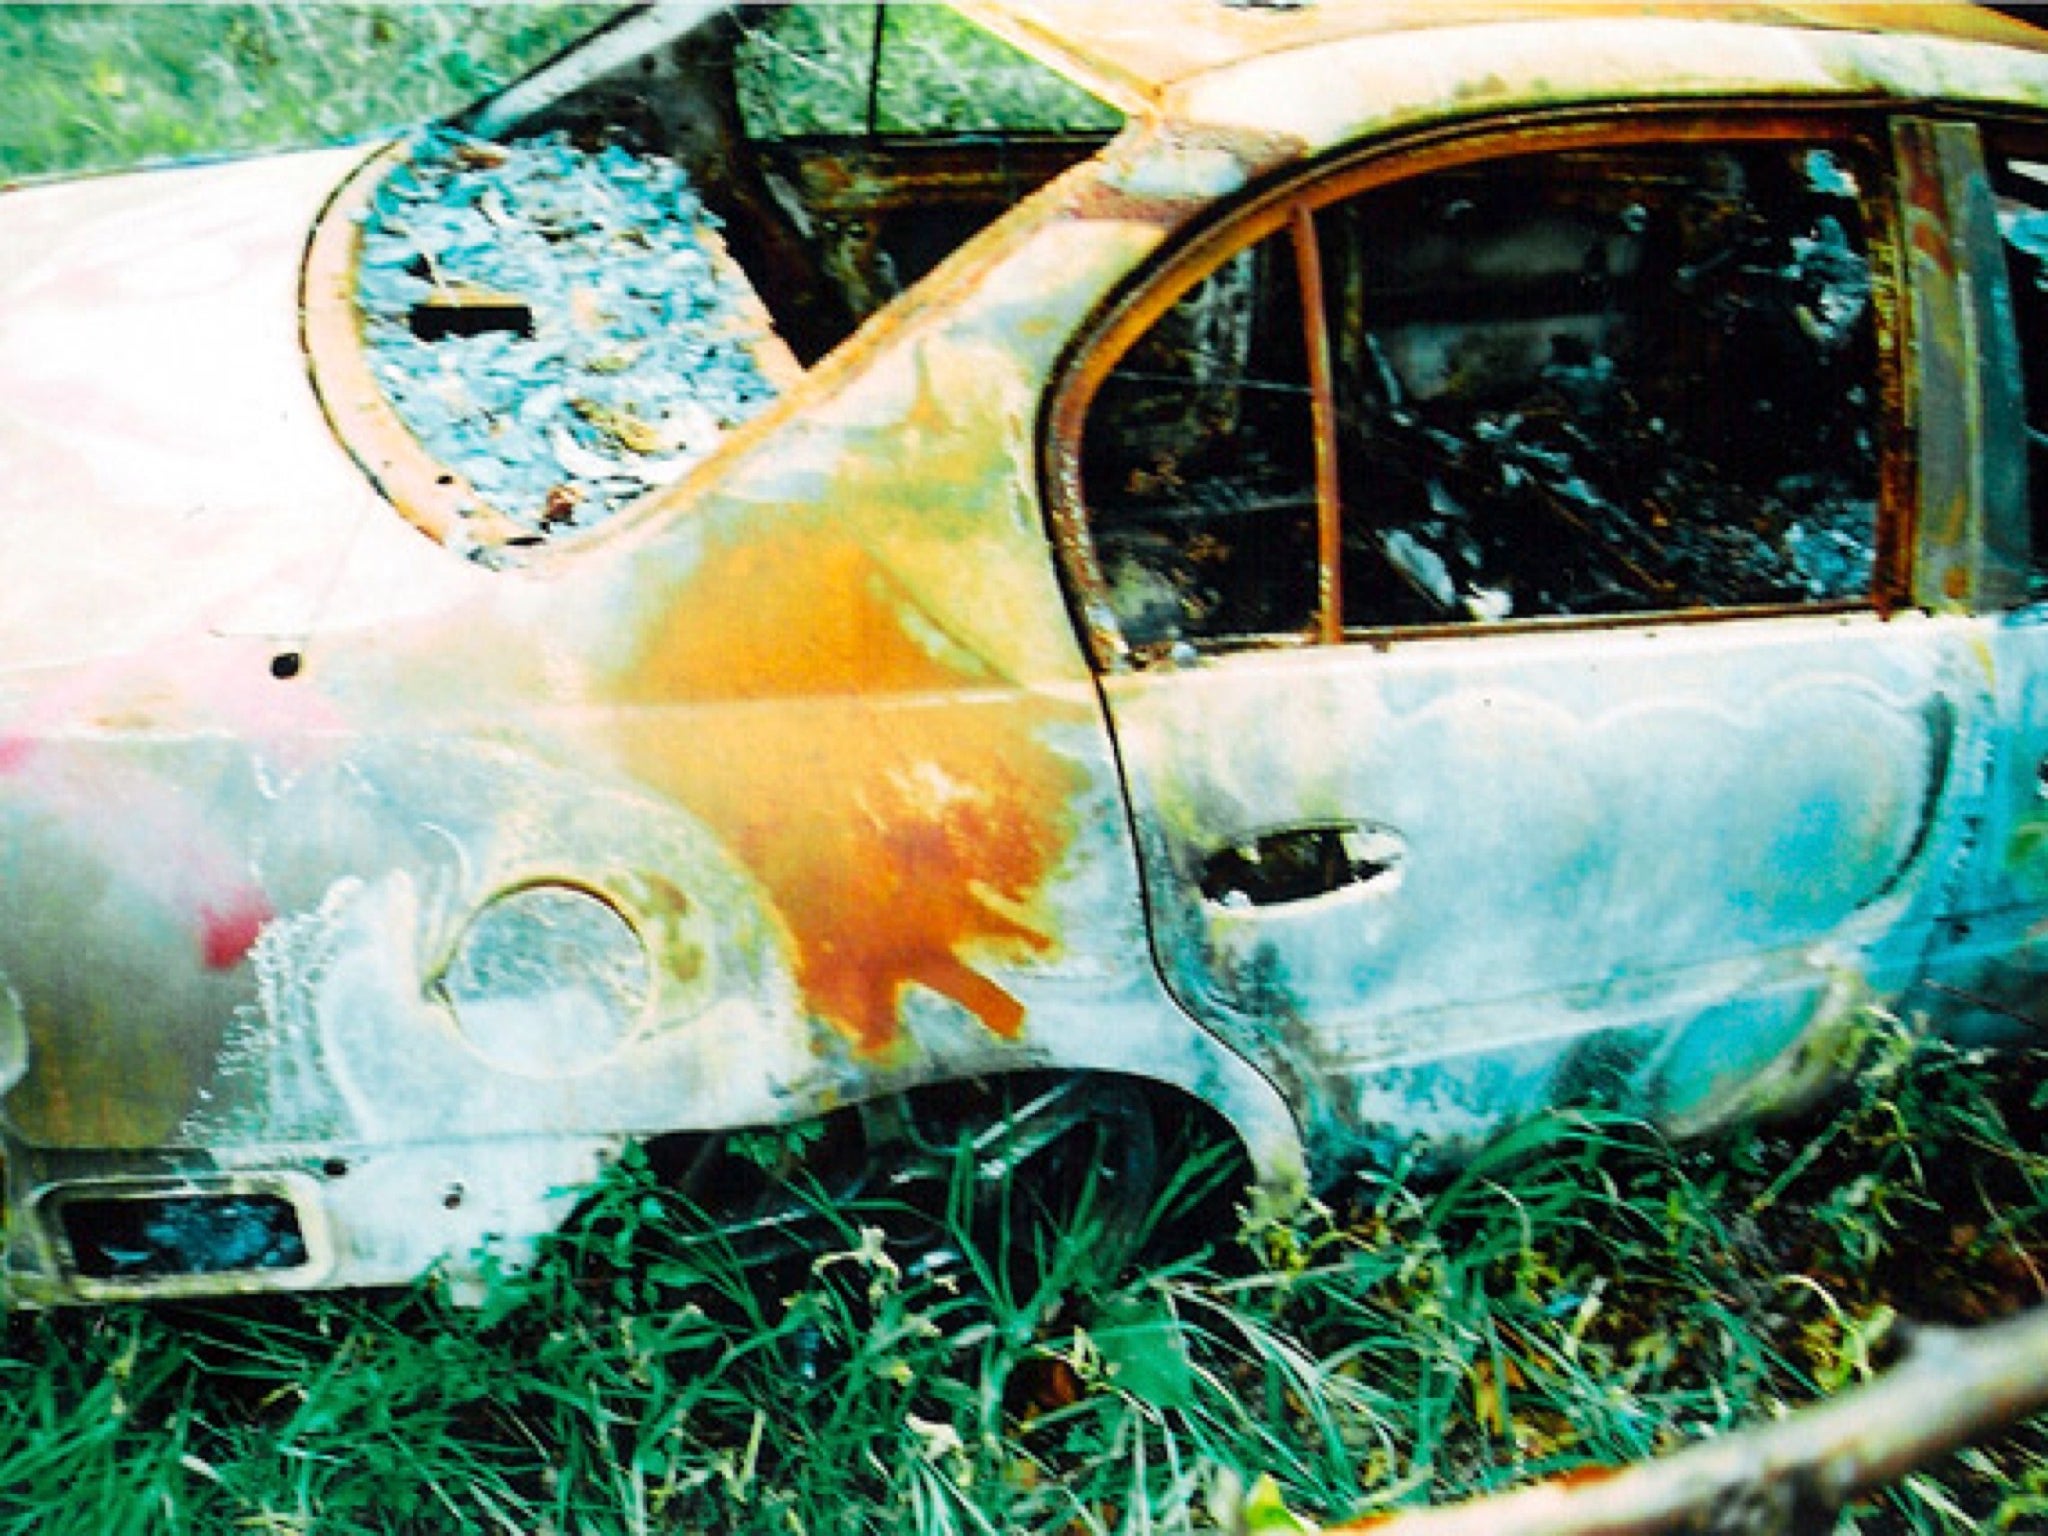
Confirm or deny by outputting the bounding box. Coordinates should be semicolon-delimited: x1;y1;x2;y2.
1052;114;1983;1151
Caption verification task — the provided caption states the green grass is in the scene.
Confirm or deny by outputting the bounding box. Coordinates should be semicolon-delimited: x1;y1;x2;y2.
0;4;615;181
1;1022;2044;1534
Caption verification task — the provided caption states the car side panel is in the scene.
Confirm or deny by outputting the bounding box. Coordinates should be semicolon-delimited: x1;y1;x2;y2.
1103;615;1980;1170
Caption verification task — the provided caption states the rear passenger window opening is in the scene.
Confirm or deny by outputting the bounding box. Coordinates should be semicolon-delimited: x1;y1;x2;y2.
1072;126;1891;661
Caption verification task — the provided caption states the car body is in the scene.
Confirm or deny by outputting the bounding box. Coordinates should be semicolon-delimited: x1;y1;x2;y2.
5;0;2048;1304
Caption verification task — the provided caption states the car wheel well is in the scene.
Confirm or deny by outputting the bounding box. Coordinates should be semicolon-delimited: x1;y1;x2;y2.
635;1068;1253;1272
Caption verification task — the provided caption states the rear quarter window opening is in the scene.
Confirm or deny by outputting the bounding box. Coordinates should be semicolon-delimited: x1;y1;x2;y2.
343;3;1121;555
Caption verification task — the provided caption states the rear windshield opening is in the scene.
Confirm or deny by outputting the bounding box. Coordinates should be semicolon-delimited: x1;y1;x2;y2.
356;129;789;541
344;3;1120;553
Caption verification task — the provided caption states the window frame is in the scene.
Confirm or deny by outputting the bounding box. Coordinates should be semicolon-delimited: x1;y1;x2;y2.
1966;117;2048;607
1045;105;1913;674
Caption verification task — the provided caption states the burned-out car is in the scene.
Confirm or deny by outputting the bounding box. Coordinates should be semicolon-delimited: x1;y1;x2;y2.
6;1;2048;1304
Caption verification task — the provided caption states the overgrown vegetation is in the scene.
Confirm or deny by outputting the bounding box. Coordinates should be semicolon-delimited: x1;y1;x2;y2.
0;4;611;180
0;1021;2042;1533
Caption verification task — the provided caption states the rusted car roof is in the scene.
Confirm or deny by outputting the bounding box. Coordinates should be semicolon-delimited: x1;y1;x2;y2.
960;0;2048;111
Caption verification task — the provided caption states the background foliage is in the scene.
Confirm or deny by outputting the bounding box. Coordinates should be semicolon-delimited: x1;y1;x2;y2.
1;1025;2044;1534
0;3;612;180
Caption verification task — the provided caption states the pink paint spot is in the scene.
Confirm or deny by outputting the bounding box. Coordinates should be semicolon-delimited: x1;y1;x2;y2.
0;736;32;774
199;891;273;971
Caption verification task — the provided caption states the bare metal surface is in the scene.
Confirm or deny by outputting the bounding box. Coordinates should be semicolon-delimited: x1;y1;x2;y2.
962;0;2048;113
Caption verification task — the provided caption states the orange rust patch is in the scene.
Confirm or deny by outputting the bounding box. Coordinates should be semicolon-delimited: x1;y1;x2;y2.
617;530;1083;1056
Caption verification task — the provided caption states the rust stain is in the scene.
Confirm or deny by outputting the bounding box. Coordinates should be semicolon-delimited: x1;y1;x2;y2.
1066;124;1305;223
1898;133;1957;281
617;529;1081;1056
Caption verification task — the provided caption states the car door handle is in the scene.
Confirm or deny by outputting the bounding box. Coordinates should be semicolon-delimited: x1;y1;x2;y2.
1199;823;1406;909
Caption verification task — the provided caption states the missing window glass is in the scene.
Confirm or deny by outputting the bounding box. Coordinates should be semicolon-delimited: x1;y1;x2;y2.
1324;140;1881;627
1082;237;1320;647
1073;135;1883;656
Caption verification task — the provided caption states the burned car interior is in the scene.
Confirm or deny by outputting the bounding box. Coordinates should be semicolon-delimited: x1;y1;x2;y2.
329;3;1121;548
1079;132;1885;656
